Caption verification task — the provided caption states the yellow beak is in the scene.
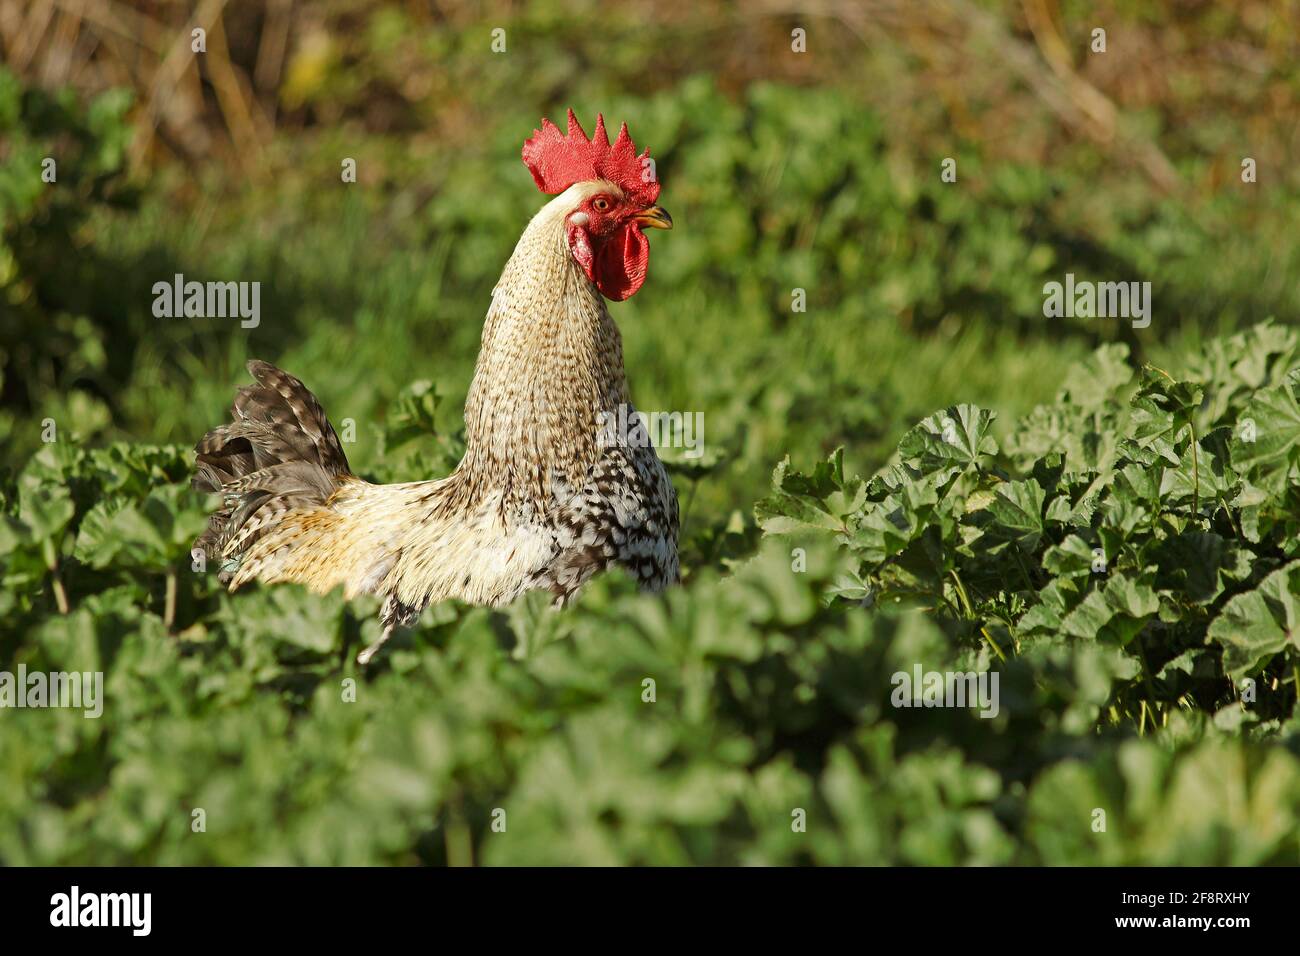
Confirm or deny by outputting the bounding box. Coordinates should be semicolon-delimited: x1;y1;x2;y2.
633;205;673;230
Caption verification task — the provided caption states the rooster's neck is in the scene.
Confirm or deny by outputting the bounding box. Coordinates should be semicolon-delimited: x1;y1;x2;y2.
458;188;630;500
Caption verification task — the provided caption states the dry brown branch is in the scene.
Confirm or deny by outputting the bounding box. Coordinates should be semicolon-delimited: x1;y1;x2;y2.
0;0;1286;192
130;0;229;169
8;0;56;73
204;9;270;173
751;0;1183;195
51;0;168;52
1018;0;1180;193
254;0;293;111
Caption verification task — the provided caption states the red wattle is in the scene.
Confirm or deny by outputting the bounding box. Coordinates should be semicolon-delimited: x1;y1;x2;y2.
593;222;649;301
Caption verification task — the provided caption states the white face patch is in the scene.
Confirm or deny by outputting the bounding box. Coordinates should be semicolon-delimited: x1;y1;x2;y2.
569;211;590;226
569;227;593;271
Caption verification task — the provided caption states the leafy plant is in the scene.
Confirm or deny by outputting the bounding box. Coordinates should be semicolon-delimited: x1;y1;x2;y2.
4;322;1300;865
0;67;135;452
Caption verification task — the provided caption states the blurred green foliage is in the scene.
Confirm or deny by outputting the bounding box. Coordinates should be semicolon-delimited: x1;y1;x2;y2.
0;70;135;453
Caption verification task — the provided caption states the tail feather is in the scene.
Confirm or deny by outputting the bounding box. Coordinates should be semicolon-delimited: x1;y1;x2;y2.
193;361;353;575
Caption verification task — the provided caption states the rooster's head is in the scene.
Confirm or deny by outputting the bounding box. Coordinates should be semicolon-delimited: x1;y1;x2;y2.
522;110;670;301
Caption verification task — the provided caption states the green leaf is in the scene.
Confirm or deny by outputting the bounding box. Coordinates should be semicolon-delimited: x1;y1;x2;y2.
756;450;863;536
1207;560;1300;682
979;479;1046;552
897;404;998;477
1231;371;1300;493
1042;534;1101;578
17;482;74;543
1059;343;1133;408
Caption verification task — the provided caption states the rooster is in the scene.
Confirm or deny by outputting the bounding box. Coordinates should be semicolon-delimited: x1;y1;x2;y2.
192;111;678;663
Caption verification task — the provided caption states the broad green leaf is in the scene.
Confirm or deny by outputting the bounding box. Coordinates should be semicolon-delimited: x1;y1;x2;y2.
1207;560;1300;682
1230;371;1300;493
755;450;864;536
897;404;998;476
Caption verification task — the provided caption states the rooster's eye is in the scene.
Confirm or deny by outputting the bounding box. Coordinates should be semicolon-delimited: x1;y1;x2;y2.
593;197;611;212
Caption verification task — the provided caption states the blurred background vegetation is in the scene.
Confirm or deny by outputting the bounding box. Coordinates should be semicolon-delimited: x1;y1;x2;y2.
2;0;1297;525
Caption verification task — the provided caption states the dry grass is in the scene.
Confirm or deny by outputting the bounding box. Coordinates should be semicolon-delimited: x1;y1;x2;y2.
1;0;1295;197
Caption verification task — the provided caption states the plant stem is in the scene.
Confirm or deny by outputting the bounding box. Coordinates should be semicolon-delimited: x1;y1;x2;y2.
444;791;474;867
949;569;975;619
1218;500;1240;537
164;568;178;631
45;540;69;615
949;569;1006;662
50;564;69;615
681;478;699;531
1135;640;1159;730
981;625;1007;663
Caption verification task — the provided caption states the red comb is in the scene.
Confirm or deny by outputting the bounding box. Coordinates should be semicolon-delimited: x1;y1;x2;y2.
522;110;660;206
